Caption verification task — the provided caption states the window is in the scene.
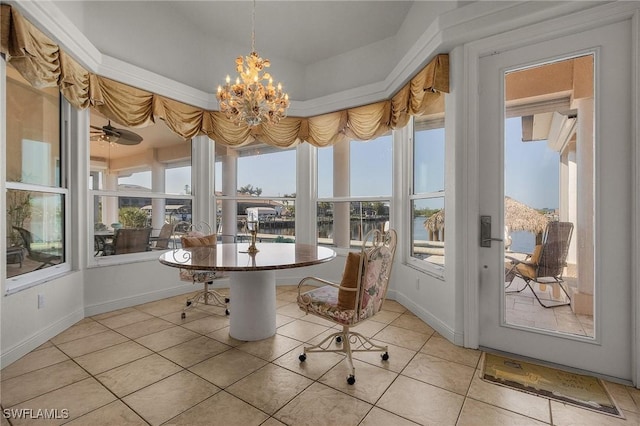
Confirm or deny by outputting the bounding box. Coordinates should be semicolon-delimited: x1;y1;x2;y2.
5;64;69;289
317;135;392;248
216;144;296;242
410;116;445;270
89;111;192;260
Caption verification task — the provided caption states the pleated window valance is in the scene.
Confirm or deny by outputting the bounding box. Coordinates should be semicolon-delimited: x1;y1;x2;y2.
1;4;449;148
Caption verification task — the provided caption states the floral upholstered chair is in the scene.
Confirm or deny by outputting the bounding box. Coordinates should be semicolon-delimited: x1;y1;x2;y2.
297;228;397;384
172;221;231;319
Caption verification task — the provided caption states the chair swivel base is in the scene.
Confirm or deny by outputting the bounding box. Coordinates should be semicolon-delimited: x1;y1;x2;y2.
181;289;230;319
298;327;389;385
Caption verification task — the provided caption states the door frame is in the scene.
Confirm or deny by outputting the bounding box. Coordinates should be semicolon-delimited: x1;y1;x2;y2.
461;3;640;385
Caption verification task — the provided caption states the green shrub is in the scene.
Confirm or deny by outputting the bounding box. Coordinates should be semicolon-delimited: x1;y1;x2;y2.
119;207;148;228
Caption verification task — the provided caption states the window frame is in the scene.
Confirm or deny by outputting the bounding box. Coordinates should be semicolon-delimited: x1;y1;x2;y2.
315;134;393;253
4;72;71;294
214;142;298;243
406;115;446;277
88;141;194;267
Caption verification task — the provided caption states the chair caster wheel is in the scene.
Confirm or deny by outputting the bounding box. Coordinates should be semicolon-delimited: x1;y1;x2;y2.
225;298;230;303
347;375;356;385
225;309;230;315
181;312;186;319
298;354;307;362
381;352;389;361
336;336;342;343
186;301;192;307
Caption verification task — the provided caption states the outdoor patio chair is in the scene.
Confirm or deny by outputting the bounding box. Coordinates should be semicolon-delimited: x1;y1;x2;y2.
150;223;173;250
296;228;397;385
12;226;62;270
104;227;152;255
505;221;574;308
173;221;233;318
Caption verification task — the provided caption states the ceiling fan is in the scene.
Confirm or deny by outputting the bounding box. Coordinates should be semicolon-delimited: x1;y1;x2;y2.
90;120;143;145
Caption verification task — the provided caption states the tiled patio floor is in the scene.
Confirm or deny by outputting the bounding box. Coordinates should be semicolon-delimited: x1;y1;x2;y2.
505;279;594;337
1;286;636;425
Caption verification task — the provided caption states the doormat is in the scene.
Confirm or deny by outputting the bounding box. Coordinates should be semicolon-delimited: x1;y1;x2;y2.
482;353;623;418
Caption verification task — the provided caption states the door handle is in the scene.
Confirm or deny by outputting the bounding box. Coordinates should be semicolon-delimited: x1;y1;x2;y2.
480;215;503;247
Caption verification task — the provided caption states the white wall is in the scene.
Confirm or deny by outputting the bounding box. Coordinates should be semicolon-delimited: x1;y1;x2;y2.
1;272;85;367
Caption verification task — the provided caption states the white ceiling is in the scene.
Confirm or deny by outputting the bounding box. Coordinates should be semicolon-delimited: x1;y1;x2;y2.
51;1;459;100
162;1;414;65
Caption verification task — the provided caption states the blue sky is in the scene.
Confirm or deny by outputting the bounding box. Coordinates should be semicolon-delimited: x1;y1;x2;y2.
120;119;558;209
505;117;559;210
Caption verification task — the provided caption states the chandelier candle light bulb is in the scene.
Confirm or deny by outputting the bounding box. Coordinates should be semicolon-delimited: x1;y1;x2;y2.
216;0;290;127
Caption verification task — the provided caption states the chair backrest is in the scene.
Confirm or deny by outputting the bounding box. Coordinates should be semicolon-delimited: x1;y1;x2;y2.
172;221;213;247
154;223;174;249
536;221;573;278
356;228;397;322
170;221;229;282
172;221;237;248
12;226;34;254
112;228;152;254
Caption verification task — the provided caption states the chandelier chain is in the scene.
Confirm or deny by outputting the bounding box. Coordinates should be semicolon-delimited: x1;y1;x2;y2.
216;0;290;127
251;0;256;53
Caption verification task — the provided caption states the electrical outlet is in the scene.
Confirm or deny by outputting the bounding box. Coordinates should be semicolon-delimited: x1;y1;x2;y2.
38;294;45;309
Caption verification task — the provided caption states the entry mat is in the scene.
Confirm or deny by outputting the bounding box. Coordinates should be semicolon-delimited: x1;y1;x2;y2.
482;353;623;418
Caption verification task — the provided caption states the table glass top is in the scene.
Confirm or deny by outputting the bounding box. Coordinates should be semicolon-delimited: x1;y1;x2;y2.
158;243;336;271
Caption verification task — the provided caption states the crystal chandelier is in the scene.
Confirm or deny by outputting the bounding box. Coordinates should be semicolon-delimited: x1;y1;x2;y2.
216;0;289;127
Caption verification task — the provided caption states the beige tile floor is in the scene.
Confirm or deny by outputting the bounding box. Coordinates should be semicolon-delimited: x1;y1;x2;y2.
2;285;638;425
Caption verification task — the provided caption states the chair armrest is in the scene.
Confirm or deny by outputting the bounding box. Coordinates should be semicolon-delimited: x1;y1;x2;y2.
297;276;360;299
297;276;343;296
505;253;532;265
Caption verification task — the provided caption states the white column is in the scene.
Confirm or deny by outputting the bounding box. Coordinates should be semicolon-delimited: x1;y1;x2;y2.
333;140;350;248
151;155;165;235
571;98;594;315
68;103;89;268
104;173;118;227
221;147;238;238
567;147;578;265
192;136;214;227
295;142;314;244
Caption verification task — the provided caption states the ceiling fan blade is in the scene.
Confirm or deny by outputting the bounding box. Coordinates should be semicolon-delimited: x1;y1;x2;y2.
89;120;142;145
90;134;120;143
114;128;143;144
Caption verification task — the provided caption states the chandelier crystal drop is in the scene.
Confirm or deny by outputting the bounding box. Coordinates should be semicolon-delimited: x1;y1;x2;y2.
216;0;289;127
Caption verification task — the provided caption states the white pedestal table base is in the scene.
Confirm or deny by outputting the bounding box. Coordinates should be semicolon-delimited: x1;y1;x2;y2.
229;270;277;341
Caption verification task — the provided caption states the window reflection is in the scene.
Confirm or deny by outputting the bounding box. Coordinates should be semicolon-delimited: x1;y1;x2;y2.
6;190;64;277
6;64;65;284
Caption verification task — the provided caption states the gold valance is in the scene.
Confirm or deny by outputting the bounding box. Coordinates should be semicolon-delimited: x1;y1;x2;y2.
1;4;449;148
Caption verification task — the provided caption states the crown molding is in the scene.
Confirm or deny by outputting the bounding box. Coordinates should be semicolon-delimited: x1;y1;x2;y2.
8;0;615;118
7;0;101;71
97;55;215;110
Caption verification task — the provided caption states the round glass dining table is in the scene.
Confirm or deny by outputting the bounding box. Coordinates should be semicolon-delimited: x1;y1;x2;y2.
159;243;336;341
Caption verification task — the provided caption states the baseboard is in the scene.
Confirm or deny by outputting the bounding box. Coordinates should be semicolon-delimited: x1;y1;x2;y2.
84;276;306;318
1;307;84;368
83;284;203;317
389;289;462;346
